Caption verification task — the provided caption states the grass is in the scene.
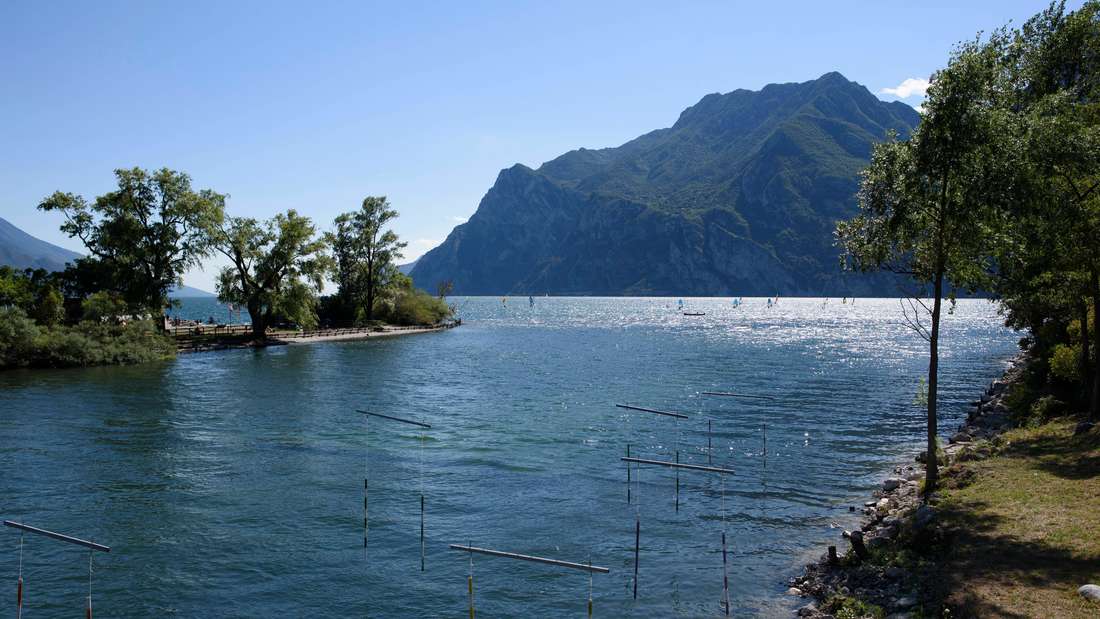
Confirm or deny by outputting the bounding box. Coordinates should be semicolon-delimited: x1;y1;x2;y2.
930;419;1100;618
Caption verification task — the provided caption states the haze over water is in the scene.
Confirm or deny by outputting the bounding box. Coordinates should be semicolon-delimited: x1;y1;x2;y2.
0;297;1016;617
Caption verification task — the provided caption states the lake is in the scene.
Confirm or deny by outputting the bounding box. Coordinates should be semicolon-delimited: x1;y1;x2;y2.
0;297;1017;617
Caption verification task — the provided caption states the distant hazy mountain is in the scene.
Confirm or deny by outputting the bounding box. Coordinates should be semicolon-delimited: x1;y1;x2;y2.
398;258;419;275
411;72;919;296
0;216;213;297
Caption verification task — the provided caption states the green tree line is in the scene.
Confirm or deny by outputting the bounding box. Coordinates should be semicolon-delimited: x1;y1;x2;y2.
839;0;1100;491
1;170;451;368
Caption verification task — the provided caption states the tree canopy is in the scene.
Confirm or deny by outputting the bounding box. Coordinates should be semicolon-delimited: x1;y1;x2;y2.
212;210;332;338
38;167;225;314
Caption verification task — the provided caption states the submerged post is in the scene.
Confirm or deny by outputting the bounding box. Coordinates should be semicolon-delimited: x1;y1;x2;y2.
708;419;712;465
722;531;730;616
420;494;426;572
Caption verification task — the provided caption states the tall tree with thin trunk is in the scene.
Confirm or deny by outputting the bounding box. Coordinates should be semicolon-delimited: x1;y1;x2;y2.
325;197;406;322
837;38;1013;493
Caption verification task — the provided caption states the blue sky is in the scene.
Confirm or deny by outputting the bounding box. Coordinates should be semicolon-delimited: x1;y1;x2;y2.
0;1;1077;292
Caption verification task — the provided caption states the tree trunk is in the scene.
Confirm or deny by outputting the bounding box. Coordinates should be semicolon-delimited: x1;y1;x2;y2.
1080;299;1092;408
365;258;375;322
925;269;944;494
249;299;265;339
1091;269;1100;421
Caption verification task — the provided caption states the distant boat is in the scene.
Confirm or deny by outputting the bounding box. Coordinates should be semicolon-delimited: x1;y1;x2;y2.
683;311;706;316
528;295;534;307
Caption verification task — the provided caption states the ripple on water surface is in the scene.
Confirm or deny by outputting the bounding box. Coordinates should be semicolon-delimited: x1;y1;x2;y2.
0;297;1016;617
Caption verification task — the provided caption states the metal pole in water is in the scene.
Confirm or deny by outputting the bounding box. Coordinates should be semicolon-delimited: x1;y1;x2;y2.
633;516;640;600
420;494;426;572
2;522;110;553
722;531;730;616
708;419;712;465
614;403;689;419
626;444;631;504
620;457;735;475
675;450;680;512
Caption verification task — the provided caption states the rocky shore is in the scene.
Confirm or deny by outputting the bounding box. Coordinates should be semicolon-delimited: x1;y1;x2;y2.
788;354;1028;618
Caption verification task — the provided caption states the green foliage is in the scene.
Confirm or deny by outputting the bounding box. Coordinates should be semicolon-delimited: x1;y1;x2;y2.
1049;343;1080;383
0;266;66;327
1028;395;1069;426
81;291;128;323
822;594;885;619
0;307;41;367
326;196;407;322
383;288;453;326
0;308;173;370
213;209;332;337
38;167;225;314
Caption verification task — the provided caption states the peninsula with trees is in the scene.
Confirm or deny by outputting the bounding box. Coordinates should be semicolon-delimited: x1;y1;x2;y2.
0;169;453;370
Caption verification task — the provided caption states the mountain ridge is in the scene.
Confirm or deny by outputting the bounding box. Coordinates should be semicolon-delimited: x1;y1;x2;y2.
411;73;918;296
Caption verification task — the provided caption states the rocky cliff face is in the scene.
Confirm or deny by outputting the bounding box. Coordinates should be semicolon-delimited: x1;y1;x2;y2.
411;72;920;295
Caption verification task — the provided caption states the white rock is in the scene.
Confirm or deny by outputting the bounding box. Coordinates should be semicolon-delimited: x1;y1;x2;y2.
883;477;904;491
786;587;803;596
1079;584;1100;601
894;595;917;608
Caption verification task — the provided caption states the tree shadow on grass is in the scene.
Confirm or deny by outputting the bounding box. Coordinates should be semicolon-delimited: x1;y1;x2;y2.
926;497;1100;618
998;423;1100;481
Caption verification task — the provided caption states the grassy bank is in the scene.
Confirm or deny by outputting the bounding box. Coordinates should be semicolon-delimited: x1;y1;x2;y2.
928;419;1100;617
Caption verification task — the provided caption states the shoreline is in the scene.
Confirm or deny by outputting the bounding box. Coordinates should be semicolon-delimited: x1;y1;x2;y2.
178;322;459;353
789;353;1028;618
277;323;456;344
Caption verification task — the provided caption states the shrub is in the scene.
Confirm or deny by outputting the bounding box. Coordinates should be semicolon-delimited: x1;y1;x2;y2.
384;289;453;326
0;307;41;367
1048;343;1080;383
81;291;128;322
1026;395;1067;426
822;594;885;619
0;317;175;370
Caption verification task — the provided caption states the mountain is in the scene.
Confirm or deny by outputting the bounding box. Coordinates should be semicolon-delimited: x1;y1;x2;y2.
0;216;82;272
169;284;215;298
398;258;419;275
411;72;920;296
0;216;213;297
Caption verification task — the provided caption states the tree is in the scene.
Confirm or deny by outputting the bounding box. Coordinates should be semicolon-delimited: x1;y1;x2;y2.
325;196;406;322
998;1;1100;419
212;210;331;338
837;38;1014;492
38;167;225;314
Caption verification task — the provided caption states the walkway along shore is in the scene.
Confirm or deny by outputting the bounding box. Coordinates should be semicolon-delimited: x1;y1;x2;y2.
789;353;1030;618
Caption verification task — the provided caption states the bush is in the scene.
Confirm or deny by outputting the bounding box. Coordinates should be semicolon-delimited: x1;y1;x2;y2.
0;316;175;370
1049;343;1080;383
0;307;41;368
383;289;453;326
81;291;128;322
822;594;885;619
1026;395;1068;427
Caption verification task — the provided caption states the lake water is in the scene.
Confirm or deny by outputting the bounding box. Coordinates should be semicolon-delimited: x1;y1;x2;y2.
0;297;1017;617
